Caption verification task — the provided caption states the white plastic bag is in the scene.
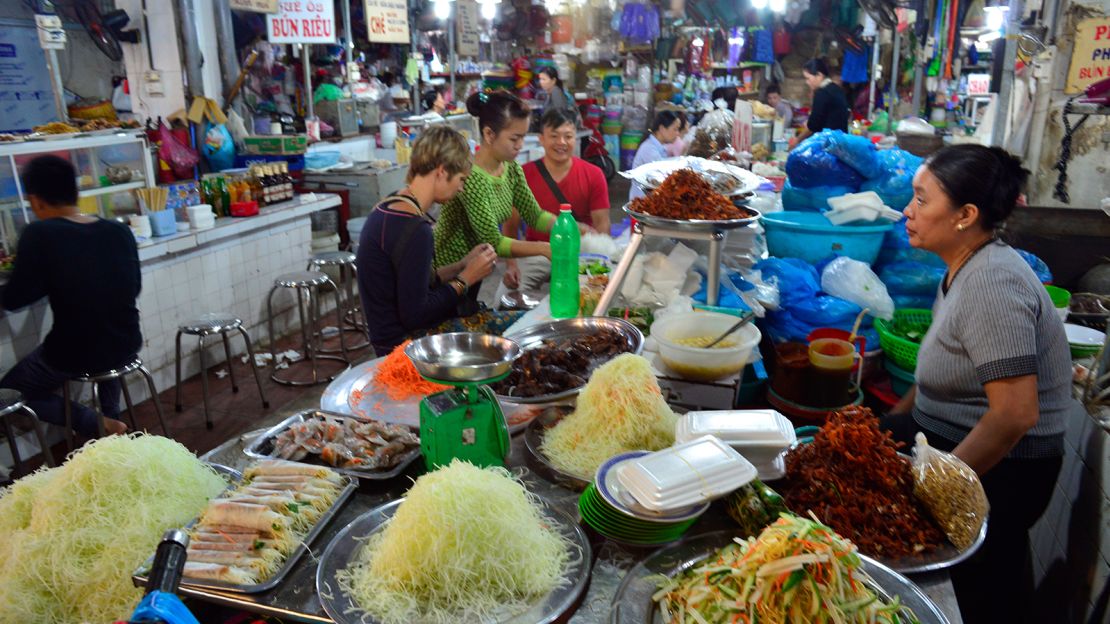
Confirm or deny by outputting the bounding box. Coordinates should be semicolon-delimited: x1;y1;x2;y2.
820;256;895;321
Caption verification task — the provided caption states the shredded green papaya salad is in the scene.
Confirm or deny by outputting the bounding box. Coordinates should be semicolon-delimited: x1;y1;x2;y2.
652;514;921;624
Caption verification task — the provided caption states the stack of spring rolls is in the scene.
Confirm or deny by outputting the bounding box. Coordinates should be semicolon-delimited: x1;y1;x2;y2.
182;460;345;585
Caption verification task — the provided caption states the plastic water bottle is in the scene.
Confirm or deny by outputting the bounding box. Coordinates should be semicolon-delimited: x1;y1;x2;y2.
549;205;581;318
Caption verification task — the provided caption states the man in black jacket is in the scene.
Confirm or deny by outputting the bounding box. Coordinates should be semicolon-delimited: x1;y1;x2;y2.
0;155;143;437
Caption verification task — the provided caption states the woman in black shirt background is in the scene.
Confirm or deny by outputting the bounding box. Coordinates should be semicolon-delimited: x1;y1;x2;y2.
793;58;850;145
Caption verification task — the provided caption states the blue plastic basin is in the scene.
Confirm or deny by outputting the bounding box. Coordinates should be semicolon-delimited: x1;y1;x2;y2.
761;211;892;265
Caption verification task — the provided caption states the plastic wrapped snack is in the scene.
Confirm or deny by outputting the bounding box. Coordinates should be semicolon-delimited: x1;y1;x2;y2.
911;432;989;551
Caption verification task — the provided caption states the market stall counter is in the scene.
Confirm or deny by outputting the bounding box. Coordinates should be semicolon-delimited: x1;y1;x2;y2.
188;412;964;623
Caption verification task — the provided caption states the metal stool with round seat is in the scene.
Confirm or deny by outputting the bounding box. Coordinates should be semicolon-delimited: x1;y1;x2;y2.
266;271;351;386
174;315;270;430
0;388;54;475
61;357;170;450
306;250;369;351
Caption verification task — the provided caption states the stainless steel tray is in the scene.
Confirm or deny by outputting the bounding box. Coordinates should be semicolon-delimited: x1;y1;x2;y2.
878;518;988;575
242;409;421;481
623;203;762;233
608;531;951;624
319;356;541;433
316;496;592;624
133;470;358;595
523;406;591;491
497;317;645;405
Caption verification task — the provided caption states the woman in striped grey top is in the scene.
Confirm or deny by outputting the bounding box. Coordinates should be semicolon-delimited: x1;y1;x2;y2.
881;145;1082;624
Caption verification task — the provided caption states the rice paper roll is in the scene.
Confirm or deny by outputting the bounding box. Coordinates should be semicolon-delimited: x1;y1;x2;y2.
244;460;341;482
200;500;291;535
185;548;279;575
183;562;258;585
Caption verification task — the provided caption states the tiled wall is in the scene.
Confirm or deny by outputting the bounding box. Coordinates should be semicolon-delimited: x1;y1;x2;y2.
1028;410;1110;623
0;217;330;416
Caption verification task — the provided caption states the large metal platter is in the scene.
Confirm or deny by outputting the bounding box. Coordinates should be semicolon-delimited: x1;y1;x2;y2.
623;203;763;233
879;518;988;575
133;472;357;595
623;157;766;197
497;317;645;404
316;497;592;624
523;406;591;491
319;356;540;434
608;531;951;624
242;410;422;481
775;449;989;575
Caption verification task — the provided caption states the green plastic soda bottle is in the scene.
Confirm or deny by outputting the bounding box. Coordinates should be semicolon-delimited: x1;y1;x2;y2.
549;205;581;318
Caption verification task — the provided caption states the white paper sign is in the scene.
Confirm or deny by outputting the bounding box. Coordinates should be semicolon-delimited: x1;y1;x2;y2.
267;0;336;44
456;0;480;56
365;0;411;44
231;0;279;13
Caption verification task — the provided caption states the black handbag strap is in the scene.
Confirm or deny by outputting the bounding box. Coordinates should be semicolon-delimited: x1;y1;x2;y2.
534;159;570;207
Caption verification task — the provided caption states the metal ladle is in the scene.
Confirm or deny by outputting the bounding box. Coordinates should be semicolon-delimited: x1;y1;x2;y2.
702;312;757;349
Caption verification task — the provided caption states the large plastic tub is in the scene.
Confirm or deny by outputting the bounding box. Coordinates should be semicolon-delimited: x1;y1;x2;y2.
761;211;892;265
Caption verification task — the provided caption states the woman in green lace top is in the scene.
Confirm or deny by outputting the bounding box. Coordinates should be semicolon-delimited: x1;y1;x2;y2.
433;91;555;285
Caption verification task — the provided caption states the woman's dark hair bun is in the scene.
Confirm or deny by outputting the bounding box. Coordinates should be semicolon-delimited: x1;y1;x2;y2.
466;90;531;136
925;144;1029;230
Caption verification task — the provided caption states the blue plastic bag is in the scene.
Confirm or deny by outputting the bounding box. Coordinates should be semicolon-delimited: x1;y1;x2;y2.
781;180;856;212
785;131;865;189
825;132;881;178
619;3;659;44
859;148;922;211
762;299;879;344
879;261;946;296
893;294;938;310
1016;249;1053;283
755;257;820;306
792;295;864;327
202;122;236;172
876;222;947;268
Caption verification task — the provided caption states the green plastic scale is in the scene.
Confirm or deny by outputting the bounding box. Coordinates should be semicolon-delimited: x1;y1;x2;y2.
404;334;521;470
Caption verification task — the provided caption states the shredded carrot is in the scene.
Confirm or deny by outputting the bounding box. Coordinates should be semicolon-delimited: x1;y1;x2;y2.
371;340;449;401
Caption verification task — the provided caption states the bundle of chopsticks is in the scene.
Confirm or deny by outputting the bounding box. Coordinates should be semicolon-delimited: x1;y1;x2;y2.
134;187;168;213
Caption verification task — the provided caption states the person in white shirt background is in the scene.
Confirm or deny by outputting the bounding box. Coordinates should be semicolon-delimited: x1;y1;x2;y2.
628;110;683;202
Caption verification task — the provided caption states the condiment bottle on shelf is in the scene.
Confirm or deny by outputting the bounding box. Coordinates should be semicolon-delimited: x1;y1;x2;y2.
549;205;580;318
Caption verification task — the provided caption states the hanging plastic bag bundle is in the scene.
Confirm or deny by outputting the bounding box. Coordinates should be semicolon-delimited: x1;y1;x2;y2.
911;432;989;552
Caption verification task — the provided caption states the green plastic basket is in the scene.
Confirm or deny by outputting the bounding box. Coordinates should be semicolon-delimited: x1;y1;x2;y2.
874;309;933;373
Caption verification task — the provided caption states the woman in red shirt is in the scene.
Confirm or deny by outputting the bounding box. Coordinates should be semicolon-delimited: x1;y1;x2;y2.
503;108;610;291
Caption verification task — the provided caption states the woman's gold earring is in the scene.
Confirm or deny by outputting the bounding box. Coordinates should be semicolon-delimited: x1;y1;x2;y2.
956;223;966;231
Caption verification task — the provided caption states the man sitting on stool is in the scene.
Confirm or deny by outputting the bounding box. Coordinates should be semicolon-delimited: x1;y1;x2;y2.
1;155;142;438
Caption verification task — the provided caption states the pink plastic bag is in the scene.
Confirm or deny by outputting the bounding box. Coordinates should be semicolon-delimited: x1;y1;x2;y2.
157;123;200;178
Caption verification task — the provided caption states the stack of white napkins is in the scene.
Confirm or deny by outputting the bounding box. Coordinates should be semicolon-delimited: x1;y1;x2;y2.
825;191;904;226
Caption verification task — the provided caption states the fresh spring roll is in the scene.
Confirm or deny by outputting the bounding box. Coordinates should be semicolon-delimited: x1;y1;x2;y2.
191;526;296;555
243;459;342;483
187;543;284;567
183;562;258;585
225;494;321;529
240;483;338;510
199;500;291;535
185;548;280;576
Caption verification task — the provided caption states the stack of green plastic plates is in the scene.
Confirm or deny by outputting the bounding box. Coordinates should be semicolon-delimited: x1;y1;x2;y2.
576;451;708;546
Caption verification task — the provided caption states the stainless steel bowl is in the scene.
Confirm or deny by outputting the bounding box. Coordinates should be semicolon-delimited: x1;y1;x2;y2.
404;332;522;383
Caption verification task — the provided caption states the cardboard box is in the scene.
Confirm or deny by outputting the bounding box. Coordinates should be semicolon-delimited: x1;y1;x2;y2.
242;135;308;155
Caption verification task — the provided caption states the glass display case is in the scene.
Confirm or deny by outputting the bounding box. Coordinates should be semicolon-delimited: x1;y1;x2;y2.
0;131;156;254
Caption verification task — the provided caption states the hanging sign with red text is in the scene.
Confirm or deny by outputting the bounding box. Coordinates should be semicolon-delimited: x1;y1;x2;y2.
365;0;411;44
267;0;336;44
1065;18;1110;94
